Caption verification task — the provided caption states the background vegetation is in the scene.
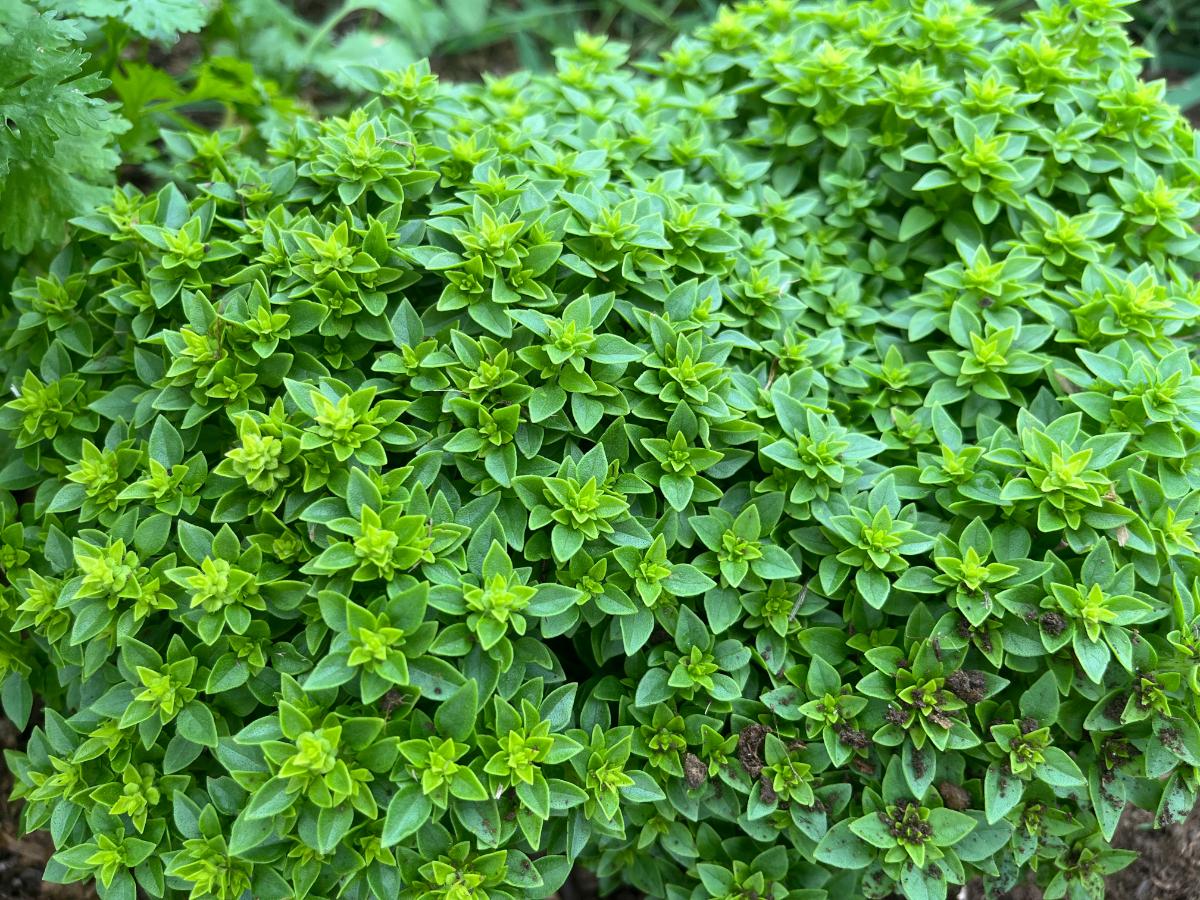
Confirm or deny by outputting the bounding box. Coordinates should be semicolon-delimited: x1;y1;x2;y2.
4;0;1199;277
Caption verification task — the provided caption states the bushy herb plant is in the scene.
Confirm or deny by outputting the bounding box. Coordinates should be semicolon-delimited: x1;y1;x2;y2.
4;1;1200;899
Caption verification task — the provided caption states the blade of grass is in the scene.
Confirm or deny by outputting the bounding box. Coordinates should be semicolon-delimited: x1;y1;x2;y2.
1167;71;1200;111
1154;51;1200;73
436;3;592;54
599;0;681;30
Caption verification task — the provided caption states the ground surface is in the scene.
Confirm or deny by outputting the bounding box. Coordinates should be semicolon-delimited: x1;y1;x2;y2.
1098;805;1200;900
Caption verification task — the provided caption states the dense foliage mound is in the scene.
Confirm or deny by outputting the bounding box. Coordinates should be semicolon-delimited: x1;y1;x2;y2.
4;1;1200;898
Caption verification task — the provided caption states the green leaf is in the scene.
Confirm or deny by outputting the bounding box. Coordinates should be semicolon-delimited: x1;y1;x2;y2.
450;768;489;801
762;685;805;721
752;544;801;579
528;584;583;616
228;811;276;855
848;813;895;850
177;521;214;564
1037;747;1086;789
434;680;478;743
984;763;1023;824
529;385;566;422
674;604;709;652
1;673;32;731
635;668;673;707
176;701;218;748
953;814;1013;863
303;653;355;692
382;784;432;847
1073;632;1111;684
243;777;296;821
664;564;715;597
517;778;551;820
928;807;976;846
149;416;184;467
619;770;665;802
899;206;938;241
704;588;741;634
903;740;935;800
1019;671;1060;725
551;526;584;563
899;860;941;900
856;569;891;609
660;473;693;511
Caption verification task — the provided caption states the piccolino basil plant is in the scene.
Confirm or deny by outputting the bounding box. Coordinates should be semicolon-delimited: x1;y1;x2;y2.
3;1;1200;899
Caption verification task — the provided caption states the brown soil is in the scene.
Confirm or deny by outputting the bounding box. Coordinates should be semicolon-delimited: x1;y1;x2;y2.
1106;805;1200;900
946;670;987;704
737;723;772;779
966;803;1200;900
938;781;971;811
683;752;707;790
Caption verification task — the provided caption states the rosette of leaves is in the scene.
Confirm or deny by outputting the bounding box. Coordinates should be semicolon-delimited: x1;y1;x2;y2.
6;2;1200;900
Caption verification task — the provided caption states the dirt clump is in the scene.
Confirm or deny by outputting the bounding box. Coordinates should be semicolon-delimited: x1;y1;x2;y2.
737;723;772;779
838;726;871;748
911;750;928;780
1104;692;1128;724
759;780;779;805
946;669;987;704
1039;612;1066;636
938;781;971;811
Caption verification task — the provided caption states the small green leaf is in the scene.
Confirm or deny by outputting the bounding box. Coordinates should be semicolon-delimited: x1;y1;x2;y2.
382;784;432;847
